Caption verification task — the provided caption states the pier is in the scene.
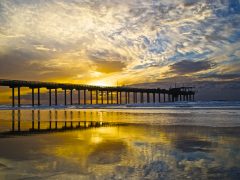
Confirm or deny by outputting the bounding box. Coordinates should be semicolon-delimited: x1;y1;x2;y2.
0;79;195;107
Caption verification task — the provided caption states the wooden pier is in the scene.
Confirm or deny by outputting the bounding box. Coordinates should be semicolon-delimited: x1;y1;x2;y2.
0;79;195;107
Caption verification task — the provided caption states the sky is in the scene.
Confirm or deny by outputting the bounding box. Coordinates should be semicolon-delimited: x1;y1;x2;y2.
0;0;240;100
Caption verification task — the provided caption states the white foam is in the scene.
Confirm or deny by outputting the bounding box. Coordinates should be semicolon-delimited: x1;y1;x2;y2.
0;101;240;110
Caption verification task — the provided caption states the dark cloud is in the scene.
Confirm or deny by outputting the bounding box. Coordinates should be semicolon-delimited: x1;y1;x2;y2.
0;49;53;77
174;139;213;152
168;60;214;75
184;0;200;7
94;60;126;73
87;50;128;61
0;49;88;81
201;73;240;80
87;49;128;73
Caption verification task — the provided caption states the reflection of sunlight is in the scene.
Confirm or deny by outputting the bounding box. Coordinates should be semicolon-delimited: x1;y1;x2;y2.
159;132;171;145
99;112;103;122
77;134;84;141
91;136;103;144
96;127;118;135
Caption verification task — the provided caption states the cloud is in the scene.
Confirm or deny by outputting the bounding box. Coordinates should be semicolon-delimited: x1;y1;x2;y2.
168;60;214;75
0;48;91;82
0;0;240;98
0;48;53;77
94;60;126;73
87;49;129;62
201;73;240;80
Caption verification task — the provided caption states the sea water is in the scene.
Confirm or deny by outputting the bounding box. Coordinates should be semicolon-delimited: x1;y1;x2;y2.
0;101;240;179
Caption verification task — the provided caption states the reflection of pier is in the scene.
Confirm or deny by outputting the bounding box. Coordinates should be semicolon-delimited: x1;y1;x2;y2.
0;79;195;107
0;110;122;137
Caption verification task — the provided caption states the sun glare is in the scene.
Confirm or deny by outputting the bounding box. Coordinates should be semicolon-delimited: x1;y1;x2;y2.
89;80;115;87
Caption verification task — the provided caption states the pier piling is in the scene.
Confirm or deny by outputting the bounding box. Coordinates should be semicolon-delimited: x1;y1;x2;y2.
0;79;195;107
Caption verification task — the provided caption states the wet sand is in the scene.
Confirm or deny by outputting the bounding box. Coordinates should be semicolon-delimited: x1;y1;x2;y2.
0;108;240;179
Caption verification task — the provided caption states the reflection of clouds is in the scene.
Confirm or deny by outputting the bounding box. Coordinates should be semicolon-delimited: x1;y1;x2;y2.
143;160;170;179
0;118;240;179
174;139;213;152
88;140;127;164
0;110;240;179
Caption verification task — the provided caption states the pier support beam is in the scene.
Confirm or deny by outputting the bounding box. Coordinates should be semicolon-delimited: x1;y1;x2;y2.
90;90;93;104
120;92;122;104
153;93;156;103
111;91;113;104
17;87;20;107
164;93;166;102
83;90;86;105
64;89;67;105
135;92;138;103
12;87;15;107
133;92;135;103
107;91;109;104
55;89;57;106
125;92;128;104
147;92;150;103
158;93;161;103
116;91;119;104
38;88;40;106
49;89;51;106
31;88;34;106
96;90;98;104
127;92;130;104
140;92;144;103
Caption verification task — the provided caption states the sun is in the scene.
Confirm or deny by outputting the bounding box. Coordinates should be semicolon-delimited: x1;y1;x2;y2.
89;80;114;87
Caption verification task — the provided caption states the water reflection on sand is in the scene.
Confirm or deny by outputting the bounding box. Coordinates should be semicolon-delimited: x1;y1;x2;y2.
0;109;240;179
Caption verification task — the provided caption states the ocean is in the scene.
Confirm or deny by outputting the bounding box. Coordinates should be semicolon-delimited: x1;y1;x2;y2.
0;101;240;179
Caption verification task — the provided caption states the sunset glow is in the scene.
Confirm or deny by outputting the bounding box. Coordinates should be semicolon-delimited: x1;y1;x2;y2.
1;1;240;179
0;0;240;100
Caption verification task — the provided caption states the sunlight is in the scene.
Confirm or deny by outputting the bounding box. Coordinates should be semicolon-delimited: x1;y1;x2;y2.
91;135;103;144
89;80;115;87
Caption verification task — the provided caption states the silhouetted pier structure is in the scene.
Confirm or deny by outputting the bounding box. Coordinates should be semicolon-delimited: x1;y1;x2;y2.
0;79;195;107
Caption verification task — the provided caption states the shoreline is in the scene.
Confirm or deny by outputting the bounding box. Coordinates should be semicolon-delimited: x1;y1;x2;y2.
0;101;240;110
